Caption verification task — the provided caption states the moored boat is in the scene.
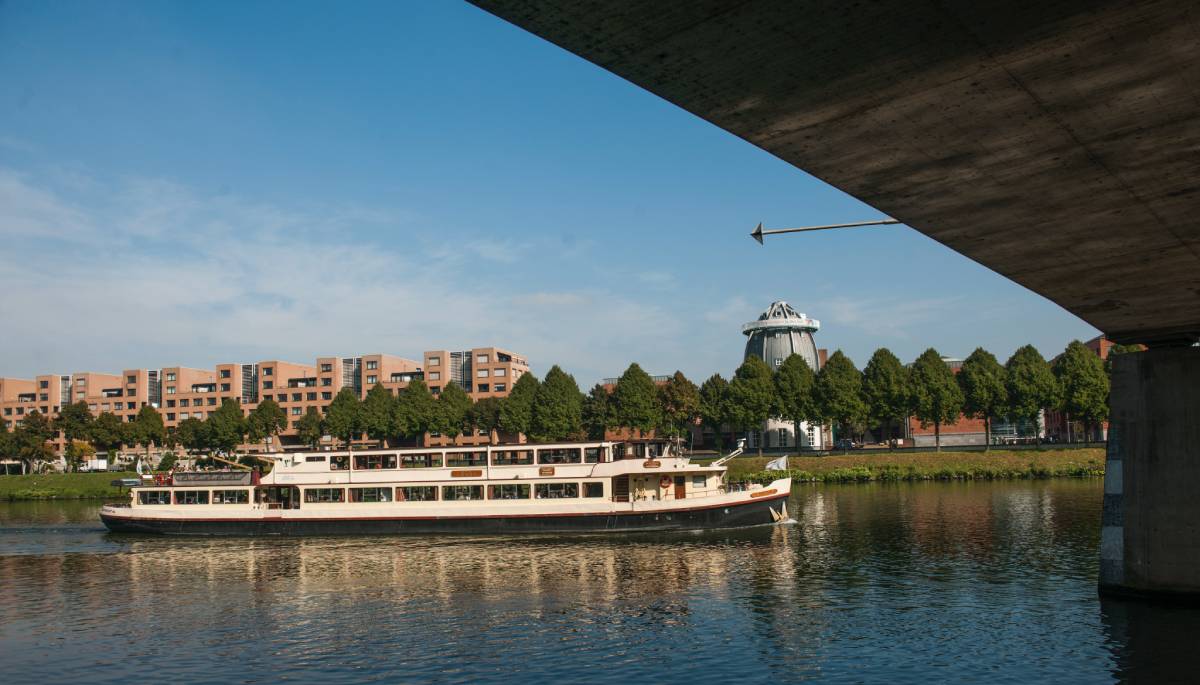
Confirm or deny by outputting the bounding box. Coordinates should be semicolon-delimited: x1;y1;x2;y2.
99;440;791;535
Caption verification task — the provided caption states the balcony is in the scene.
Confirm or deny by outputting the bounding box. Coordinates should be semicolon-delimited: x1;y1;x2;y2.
288;378;318;388
191;383;217;393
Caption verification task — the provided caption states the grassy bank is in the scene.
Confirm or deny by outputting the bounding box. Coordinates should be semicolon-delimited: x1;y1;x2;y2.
712;449;1105;484
0;472;136;501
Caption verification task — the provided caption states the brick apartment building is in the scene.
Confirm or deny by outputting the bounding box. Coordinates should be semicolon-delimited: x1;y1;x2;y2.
0;346;529;456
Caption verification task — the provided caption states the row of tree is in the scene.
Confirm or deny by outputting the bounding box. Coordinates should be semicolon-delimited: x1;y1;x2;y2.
0;339;1122;470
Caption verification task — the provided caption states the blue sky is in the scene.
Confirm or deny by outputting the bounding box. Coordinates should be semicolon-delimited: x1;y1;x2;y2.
0;0;1098;386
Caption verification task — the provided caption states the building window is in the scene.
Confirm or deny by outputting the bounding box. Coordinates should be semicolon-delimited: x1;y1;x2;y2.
220;383;231;392
322;392;332;400
291;407;302;416
491;449;533;466
476;369;489;378
39;380;49;389
493;383;506;392
349;487;392;503
166;387;176;395
321;378;332;386
212;490;249;504
476;354;489;363
138;491;171;505
274;395;283;403
126;375;136;383
263;381;273;389
583;482;604;498
537;448;582;464
291;393;301;402
220;369;231;378
193;412;204;419
429;372;441;381
166;400;175;408
494;368;507;377
126;402;135;410
430;387;440;395
366;361;378;370
488;484;530;500
304;488;345;503
321;363;333;372
75;391;84;400
76;378;85;386
263;367;273;376
179;399;190;407
166;413;176;421
174;490;209;505
477;383;489;392
367;375;377;385
207;397;216;406
427;357;440;366
396;486;437;502
536;483;579;499
180;412;189;420
306;392;316;401
39;393;47;401
442;485;483;501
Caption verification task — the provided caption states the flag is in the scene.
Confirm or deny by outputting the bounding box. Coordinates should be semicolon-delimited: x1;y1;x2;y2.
766;456;788;471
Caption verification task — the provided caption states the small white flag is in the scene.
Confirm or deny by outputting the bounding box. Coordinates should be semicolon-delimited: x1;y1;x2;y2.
766;456;788;471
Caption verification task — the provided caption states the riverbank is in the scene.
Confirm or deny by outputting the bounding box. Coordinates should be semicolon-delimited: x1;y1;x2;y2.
0;472;136;500
716;448;1105;484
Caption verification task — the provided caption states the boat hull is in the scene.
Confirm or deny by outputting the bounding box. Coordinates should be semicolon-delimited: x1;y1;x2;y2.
99;492;790;536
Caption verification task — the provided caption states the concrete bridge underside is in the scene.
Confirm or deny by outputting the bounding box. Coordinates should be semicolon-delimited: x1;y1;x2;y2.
471;0;1200;598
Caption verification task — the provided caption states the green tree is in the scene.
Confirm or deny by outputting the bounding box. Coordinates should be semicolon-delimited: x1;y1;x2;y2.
247;398;287;449
773;354;818;449
54;401;94;450
296;407;325;449
816;351;867;450
468;396;504;444
156;452;178;472
908;348;963;452
395;379;436;442
130;405;165;463
530;366;584;442
498;372;539;438
206;399;248;455
861;348;909;447
728;356;777;455
658;371;700;441
175;417;209;453
14;410;55;473
0;423;13;460
360;384;398;447
698;374;730;450
958;347;1007;449
612;363;660;438
89;412;126;454
1005;344;1061;444
581;384;611;440
64;440;96;472
433;381;473;440
324;388;363;447
1054;340;1110;443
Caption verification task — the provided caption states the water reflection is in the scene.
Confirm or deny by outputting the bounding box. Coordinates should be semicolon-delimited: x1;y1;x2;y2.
0;480;1195;684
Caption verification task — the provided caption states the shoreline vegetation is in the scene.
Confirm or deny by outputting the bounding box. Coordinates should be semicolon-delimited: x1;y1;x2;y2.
0;448;1106;500
712;448;1105;484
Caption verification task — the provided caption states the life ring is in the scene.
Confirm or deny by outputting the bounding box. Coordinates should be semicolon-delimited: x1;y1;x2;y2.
659;476;672;489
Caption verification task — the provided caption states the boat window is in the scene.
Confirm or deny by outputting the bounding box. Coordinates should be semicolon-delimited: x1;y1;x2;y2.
692;476;706;488
447;451;486;467
349;487;392;503
535;482;579;499
488;484;530;500
305;456;326;463
584;447;603;463
395;486;437;502
304;488;346;503
354;454;397;470
491;449;533;466
212;489;250;504
583;482;604;498
138;490;170;505
174;490;209;505
400;453;442;468
537;448;581;464
442;485;484;501
330;454;349;471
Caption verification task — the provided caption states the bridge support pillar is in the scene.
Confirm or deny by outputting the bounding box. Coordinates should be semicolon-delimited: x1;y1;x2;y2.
1101;346;1200;599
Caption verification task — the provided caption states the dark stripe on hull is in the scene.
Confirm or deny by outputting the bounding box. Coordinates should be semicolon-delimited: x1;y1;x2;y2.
100;495;788;536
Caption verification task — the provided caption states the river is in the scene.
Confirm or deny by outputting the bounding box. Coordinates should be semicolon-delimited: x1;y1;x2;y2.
0;480;1196;683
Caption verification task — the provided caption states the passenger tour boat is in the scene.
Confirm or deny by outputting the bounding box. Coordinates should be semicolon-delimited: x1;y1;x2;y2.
99;440;792;535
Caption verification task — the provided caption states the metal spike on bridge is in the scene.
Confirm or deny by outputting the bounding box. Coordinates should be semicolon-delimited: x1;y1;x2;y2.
750;218;900;244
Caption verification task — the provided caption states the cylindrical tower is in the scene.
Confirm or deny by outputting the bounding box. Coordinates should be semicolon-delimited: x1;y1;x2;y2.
741;301;824;450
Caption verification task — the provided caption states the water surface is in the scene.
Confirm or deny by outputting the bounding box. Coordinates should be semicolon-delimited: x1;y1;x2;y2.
1;480;1194;683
